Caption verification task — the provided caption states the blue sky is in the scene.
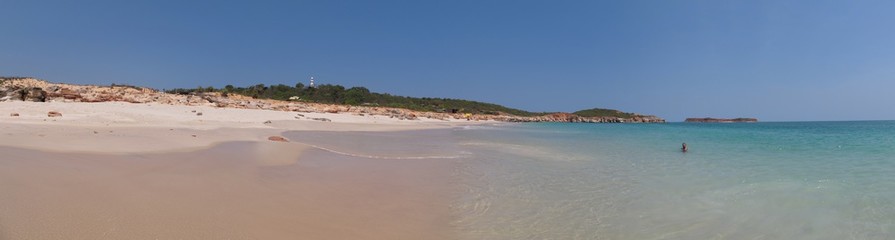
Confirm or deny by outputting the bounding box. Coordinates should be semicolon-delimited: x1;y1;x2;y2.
3;0;895;121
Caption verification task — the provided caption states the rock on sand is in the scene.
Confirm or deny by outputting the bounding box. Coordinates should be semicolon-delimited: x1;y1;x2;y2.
267;136;289;142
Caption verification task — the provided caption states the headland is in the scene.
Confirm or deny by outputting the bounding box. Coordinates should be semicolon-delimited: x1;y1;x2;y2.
685;117;758;123
1;77;665;123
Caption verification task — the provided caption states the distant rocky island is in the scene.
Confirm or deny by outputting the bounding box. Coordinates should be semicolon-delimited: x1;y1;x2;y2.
0;77;665;123
685;117;758;123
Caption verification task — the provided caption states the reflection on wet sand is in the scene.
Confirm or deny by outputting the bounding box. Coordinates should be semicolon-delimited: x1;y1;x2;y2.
0;134;456;239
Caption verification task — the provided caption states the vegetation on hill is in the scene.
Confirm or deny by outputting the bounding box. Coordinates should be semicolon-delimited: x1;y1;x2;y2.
3;77;655;119
573;108;640;118
165;83;544;116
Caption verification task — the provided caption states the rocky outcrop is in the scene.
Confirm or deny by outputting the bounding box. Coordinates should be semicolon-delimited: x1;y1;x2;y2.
46;88;83;100
685;117;757;123
0;86;46;102
2;78;159;103
1;77;666;124
495;114;663;123
24;88;47;102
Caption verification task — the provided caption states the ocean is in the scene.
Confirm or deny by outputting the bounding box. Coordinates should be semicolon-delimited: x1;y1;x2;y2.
451;121;895;239
8;121;889;238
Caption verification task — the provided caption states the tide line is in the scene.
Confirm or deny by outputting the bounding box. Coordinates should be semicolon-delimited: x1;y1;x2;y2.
295;142;469;160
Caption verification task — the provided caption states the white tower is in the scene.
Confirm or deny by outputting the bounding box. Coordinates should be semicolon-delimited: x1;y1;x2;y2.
309;77;315;88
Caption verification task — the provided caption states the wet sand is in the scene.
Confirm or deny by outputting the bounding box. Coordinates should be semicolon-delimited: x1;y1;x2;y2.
0;134;458;239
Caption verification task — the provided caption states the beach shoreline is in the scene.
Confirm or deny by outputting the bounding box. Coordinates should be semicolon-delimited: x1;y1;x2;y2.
0;101;487;154
0;101;478;239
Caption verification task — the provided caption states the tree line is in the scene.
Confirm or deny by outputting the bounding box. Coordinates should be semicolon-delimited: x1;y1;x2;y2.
165;83;542;116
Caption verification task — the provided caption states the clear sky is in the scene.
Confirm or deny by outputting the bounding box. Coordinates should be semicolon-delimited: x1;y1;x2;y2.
3;0;895;121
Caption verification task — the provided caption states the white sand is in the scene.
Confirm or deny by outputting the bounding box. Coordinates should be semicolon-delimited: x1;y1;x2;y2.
0;101;472;239
0;101;477;153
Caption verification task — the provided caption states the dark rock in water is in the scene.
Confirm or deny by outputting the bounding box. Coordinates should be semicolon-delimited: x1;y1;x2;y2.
685;117;758;123
47;111;62;117
10;113;19;117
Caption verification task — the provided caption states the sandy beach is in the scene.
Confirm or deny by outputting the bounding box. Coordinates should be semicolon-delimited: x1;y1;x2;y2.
0;101;475;239
0;101;467;153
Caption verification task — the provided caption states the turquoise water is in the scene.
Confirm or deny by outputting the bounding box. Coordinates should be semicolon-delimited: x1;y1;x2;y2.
452;121;895;239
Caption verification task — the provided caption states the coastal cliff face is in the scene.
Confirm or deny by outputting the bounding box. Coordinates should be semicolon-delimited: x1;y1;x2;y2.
685;117;758;123
0;78;664;123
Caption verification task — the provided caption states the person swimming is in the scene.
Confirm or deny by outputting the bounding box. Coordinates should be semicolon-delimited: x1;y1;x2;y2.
681;143;688;152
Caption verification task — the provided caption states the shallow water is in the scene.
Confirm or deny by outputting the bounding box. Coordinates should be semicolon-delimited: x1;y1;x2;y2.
451;121;895;239
5;122;895;239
